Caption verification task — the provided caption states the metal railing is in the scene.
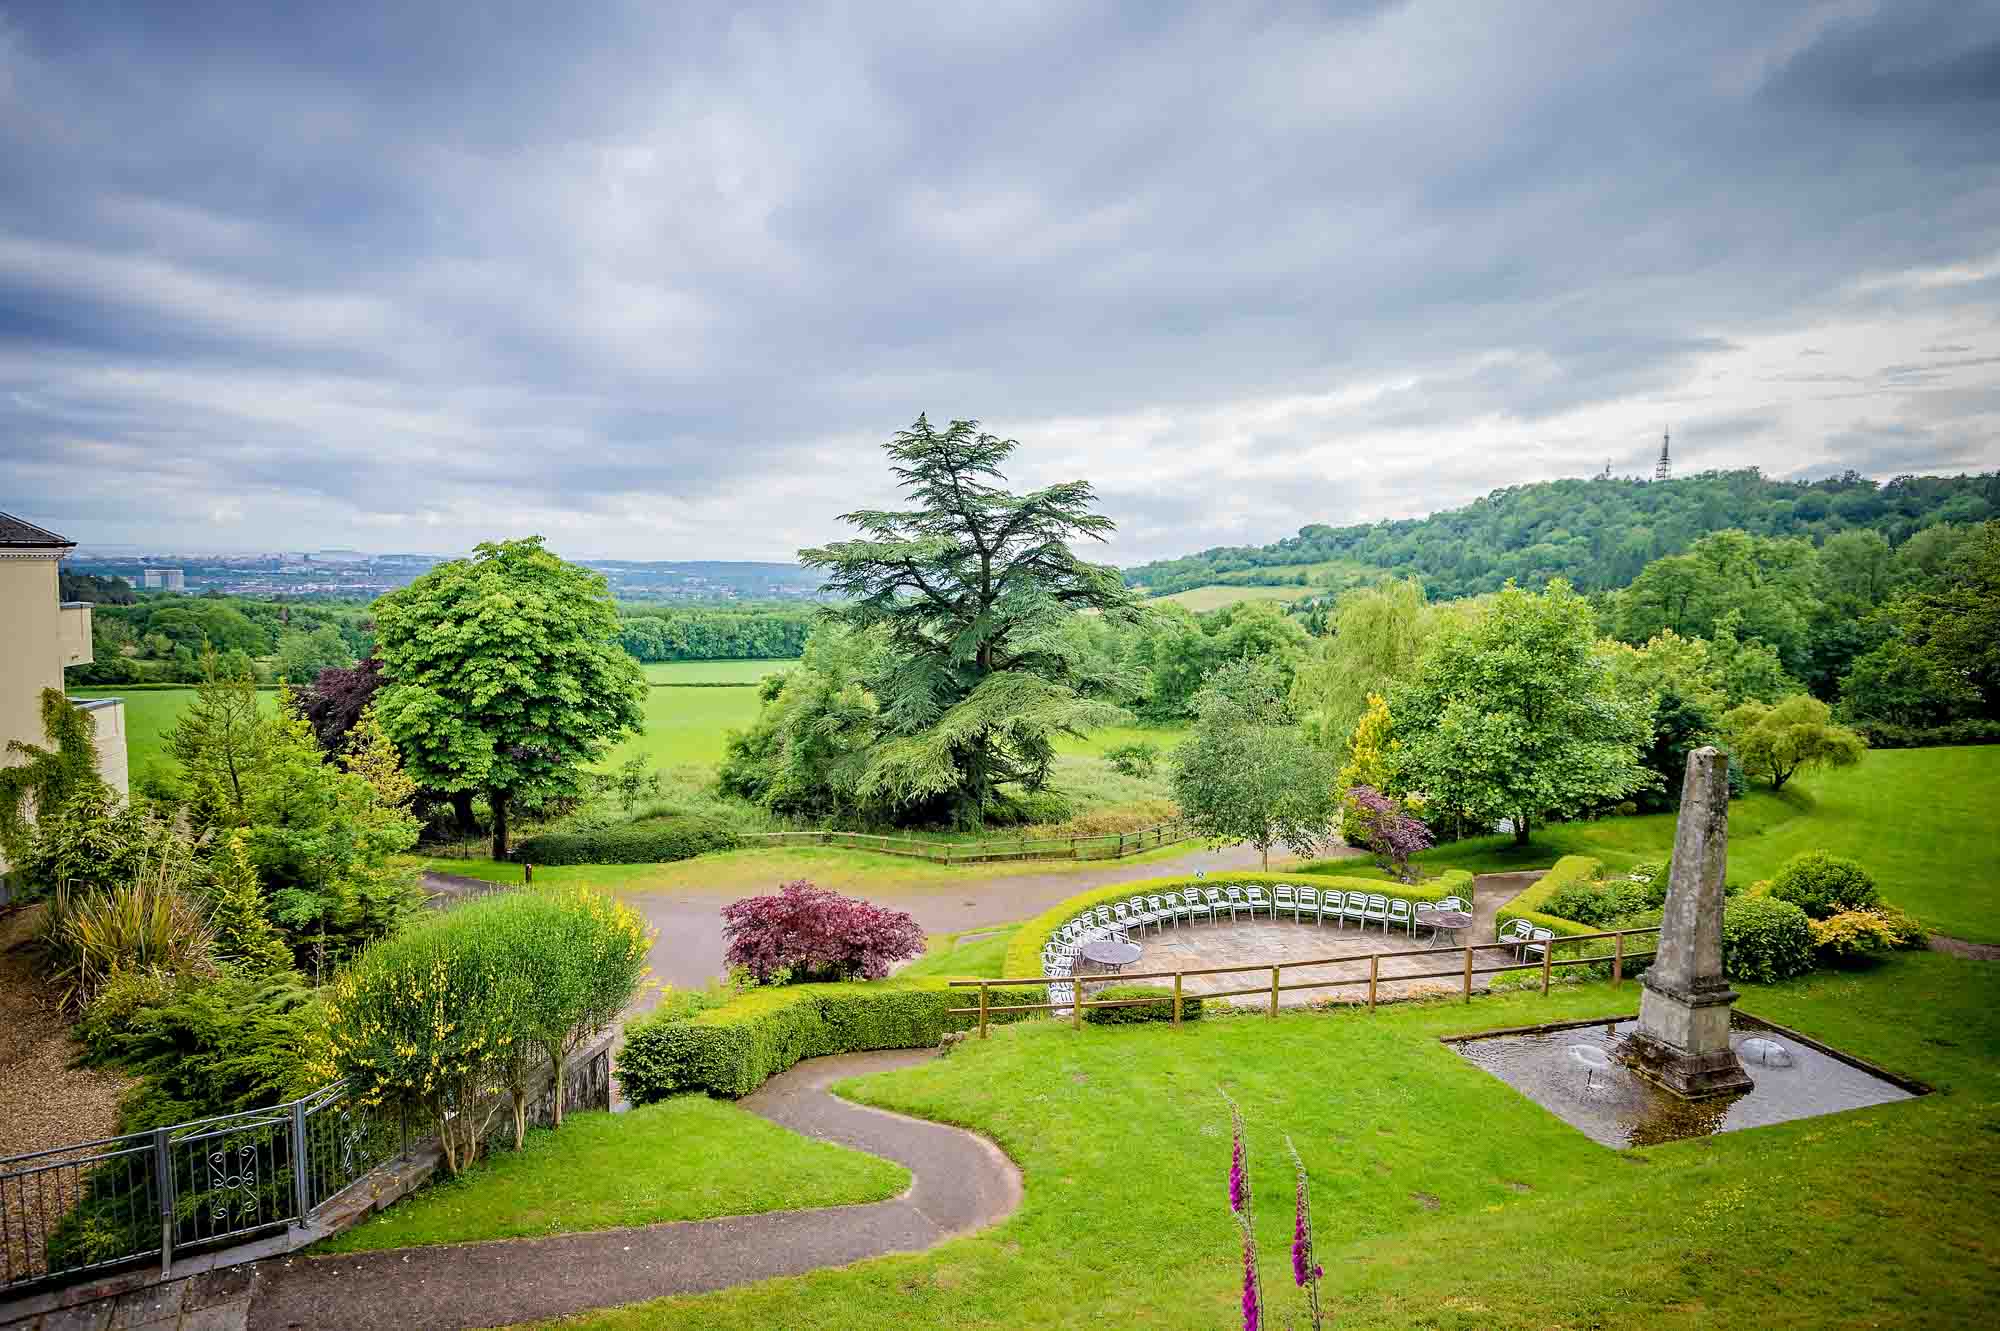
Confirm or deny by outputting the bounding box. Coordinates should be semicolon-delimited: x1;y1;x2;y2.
2;1039;612;1294
0;1081;399;1293
740;817;1196;865
948;926;1663;1037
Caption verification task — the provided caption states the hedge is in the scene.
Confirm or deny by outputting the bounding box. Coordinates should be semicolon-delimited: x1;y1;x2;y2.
1492;856;1606;939
1083;984;1203;1025
513;815;741;865
617;976;1046;1101
1003;868;1477;980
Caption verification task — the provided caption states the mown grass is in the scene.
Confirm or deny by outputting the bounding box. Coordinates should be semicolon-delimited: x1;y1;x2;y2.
1329;747;2000;942
901;926;1019;980
598;686;766;770
523;951;1998;1330
320;1096;907;1252
69;686;273;782
641;659;793;685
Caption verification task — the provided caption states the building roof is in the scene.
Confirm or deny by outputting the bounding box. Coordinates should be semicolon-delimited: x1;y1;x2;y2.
0;511;76;549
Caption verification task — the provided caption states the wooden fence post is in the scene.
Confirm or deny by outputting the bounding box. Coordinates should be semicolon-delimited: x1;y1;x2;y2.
1269;965;1280;1018
1073;976;1083;1030
1367;954;1378;1012
1463;945;1474;1003
1613;931;1624;987
1173;972;1183;1027
1541;943;1553;996
979;984;989;1040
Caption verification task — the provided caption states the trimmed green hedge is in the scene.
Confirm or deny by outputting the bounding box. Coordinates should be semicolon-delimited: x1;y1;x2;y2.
617;976;1046;1101
513;815;741;866
1083;984;1202;1025
1493;856;1606;940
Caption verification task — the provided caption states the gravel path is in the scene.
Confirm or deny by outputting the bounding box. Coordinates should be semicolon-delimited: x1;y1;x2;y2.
244;1049;1017;1331
0;906;133;1163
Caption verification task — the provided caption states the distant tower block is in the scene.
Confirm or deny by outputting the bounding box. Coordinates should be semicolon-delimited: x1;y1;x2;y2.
1654;430;1672;482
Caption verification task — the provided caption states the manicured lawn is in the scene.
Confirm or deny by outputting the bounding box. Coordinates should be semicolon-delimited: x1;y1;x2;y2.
320;1096;907;1252
642;659;794;685
599;686;767;771
523;951;1999;1329
902;926;1019;980
416;839;1200;899
1316;747;2000;943
69;686;275;782
1050;722;1185;759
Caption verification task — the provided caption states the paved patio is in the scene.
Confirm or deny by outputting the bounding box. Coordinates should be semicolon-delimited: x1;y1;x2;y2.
1076;873;1541;1009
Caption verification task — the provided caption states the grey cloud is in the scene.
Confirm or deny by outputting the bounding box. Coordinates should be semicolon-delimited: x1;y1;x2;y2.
2;1;1998;562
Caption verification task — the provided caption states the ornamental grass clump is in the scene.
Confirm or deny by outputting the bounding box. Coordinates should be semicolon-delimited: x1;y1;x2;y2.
325;887;655;1173
721;881;924;983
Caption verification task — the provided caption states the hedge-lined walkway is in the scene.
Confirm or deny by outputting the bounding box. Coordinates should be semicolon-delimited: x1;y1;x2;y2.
244;1050;1020;1331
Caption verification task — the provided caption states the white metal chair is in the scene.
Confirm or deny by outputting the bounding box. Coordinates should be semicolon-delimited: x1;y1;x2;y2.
1297;887;1320;924
1146;895;1172;932
1188;891;1215;925
1342;890;1370;929
1275;885;1297;920
1434;895;1468;913
1387;898;1413;936
1221;886;1245;921
1524;928;1554;963
1244;885;1272;918
1500;919;1536;957
1364;893;1391;931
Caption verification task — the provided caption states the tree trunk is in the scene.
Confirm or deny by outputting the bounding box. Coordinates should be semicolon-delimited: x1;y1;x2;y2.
1513;812;1531;847
491;789;511;860
450;789;478;837
1260;843;1269;872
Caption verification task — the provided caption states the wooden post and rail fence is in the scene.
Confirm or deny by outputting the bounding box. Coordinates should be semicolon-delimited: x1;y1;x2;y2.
948;925;1660;1038
738;817;1196;865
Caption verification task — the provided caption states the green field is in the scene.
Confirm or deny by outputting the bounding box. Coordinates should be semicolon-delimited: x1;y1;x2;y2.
69;687;276;783
642;659;794;685
321;1095;905;1252
518;951;2000;1330
1324;746;2000;943
1148;584;1313;611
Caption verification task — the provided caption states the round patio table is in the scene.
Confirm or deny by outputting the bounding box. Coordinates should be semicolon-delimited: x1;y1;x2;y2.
1415;909;1474;948
1079;938;1142;973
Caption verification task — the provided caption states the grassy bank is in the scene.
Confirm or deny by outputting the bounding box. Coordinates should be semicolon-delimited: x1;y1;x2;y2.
321;1095;906;1251
516;950;1998;1329
1361;746;1999;942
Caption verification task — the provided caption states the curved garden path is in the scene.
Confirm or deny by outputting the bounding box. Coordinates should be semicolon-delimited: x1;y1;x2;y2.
245;1049;1019;1331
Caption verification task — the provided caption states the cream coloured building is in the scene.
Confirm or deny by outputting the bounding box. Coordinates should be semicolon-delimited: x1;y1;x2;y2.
1;513;127;886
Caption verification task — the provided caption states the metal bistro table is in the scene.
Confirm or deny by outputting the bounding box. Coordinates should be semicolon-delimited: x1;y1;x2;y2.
1078;938;1142;974
1414;908;1474;948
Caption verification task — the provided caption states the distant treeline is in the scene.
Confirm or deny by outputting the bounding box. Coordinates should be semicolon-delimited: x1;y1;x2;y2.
66;594;373;686
616;601;817;661
1125;468;2000;599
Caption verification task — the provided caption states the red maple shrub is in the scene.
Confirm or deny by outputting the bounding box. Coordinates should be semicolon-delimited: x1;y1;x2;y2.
721;881;926;983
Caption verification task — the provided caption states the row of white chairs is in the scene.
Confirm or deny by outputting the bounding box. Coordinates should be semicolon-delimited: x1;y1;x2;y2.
1039;885;1478;1000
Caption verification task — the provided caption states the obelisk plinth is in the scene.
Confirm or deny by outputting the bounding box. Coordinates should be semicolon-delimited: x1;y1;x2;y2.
1625;746;1753;1099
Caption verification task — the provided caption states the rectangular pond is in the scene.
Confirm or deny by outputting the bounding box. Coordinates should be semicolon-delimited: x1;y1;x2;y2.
1446;1011;1922;1149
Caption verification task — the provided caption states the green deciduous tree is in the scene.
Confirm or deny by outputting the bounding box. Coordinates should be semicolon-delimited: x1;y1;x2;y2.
371;537;647;857
1389;580;1652;846
1171;660;1339;870
798;416;1141;828
1290;578;1462;747
1721;695;1867;790
275;624;354;685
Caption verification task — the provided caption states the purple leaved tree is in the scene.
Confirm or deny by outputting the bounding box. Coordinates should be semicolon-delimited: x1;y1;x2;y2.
721;881;925;984
1346;784;1433;883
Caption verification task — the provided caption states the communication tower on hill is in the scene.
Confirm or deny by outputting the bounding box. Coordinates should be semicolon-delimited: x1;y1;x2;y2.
1655;429;1672;481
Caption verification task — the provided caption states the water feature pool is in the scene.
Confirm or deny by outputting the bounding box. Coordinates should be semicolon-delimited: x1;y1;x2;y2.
1447;1012;1922;1149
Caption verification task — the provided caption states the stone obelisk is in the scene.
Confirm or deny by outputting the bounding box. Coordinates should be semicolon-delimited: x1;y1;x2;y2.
1625;746;1753;1099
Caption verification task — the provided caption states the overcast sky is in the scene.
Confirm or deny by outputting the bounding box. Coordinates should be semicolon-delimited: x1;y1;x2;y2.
4;1;1998;565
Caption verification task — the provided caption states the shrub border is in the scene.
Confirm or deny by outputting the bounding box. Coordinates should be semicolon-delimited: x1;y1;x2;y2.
1491;855;1605;939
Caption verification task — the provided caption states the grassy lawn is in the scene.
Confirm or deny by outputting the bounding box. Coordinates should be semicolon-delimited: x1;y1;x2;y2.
320;1095;907;1252
902;925;1019;980
641;659;794;685
70;686;274;781
417;839;1203;899
523;951;1999;1329
1051;722;1184;759
1315;747;2000;943
599;686;767;770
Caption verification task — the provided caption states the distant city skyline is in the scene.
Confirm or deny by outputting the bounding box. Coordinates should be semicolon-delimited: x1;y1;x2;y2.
4;2;1997;564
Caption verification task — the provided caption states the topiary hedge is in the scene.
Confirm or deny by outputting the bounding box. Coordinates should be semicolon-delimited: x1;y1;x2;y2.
617;976;1046;1101
1004;871;1384;979
1082;984;1202;1025
1768;850;1880;920
513;815;741;866
1720;897;1816;984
